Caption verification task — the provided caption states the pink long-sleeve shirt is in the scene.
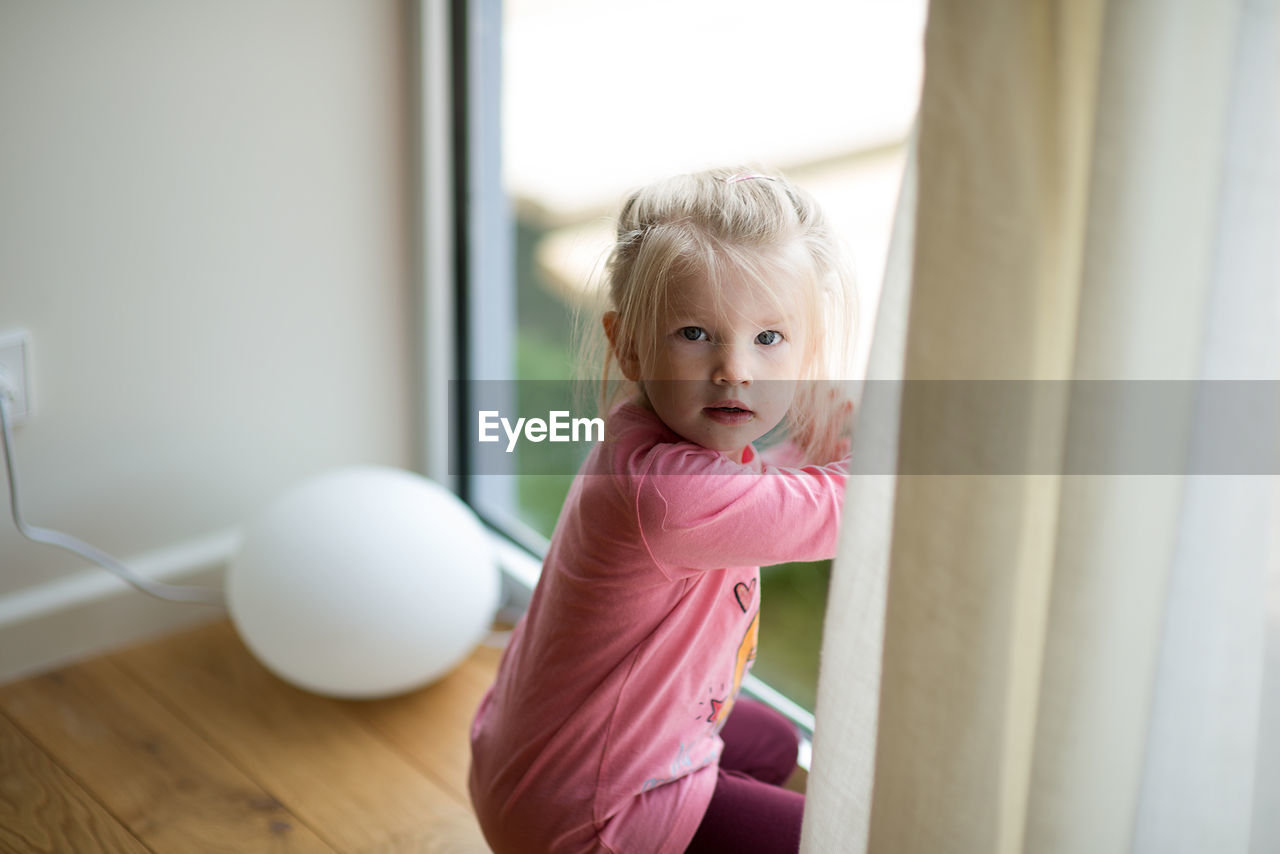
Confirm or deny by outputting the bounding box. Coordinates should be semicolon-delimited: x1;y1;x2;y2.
469;402;847;854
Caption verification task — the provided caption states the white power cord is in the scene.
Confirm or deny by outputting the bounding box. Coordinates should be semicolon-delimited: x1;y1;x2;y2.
0;378;225;607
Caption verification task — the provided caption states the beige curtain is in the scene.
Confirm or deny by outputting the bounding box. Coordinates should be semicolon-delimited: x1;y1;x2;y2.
801;1;1280;852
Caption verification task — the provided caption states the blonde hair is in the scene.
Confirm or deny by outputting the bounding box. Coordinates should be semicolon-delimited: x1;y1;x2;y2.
576;165;857;463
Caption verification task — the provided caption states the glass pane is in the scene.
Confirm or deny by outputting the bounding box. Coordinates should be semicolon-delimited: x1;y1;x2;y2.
500;0;926;710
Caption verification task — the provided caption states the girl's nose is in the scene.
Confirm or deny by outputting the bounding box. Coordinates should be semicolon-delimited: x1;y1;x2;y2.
713;346;752;386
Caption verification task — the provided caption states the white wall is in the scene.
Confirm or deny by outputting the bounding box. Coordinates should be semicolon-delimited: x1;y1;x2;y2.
0;1;416;676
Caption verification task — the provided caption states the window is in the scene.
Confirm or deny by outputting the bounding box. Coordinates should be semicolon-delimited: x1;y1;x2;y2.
445;0;925;716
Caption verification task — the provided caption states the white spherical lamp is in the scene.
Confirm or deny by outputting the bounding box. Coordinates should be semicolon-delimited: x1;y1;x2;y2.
226;466;500;699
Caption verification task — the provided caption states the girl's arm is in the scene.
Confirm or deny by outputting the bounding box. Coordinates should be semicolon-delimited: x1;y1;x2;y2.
758;436;851;468
633;446;848;575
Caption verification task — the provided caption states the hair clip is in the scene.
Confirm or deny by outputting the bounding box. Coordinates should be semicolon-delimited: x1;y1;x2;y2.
724;172;776;184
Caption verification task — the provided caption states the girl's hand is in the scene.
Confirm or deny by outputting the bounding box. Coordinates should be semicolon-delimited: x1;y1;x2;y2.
790;381;856;464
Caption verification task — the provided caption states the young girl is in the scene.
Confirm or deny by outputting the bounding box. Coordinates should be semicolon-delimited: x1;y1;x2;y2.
469;167;856;854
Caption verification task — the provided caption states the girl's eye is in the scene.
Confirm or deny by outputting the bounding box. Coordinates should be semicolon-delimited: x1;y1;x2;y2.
679;326;708;341
756;330;782;346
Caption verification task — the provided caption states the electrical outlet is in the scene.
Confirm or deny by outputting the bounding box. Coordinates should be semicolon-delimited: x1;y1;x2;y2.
0;329;32;425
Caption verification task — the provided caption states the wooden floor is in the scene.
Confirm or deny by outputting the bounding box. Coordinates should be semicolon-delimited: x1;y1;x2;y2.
0;619;499;853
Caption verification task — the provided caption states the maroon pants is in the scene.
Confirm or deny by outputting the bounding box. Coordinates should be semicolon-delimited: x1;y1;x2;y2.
684;698;805;854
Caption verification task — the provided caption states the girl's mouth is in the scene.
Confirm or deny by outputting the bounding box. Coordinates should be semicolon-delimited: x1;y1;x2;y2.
704;404;754;425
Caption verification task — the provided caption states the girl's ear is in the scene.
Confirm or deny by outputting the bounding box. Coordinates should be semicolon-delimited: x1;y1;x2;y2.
603;311;641;381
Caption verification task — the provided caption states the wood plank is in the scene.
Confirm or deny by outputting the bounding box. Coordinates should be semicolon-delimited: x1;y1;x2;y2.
0;711;150;854
0;657;333;853
344;644;500;805
354;810;496;854
110;621;490;853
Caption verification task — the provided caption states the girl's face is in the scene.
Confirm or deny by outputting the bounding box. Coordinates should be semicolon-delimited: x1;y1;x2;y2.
633;257;807;463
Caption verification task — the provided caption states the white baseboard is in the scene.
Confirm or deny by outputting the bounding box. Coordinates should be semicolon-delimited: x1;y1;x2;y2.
0;529;240;685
